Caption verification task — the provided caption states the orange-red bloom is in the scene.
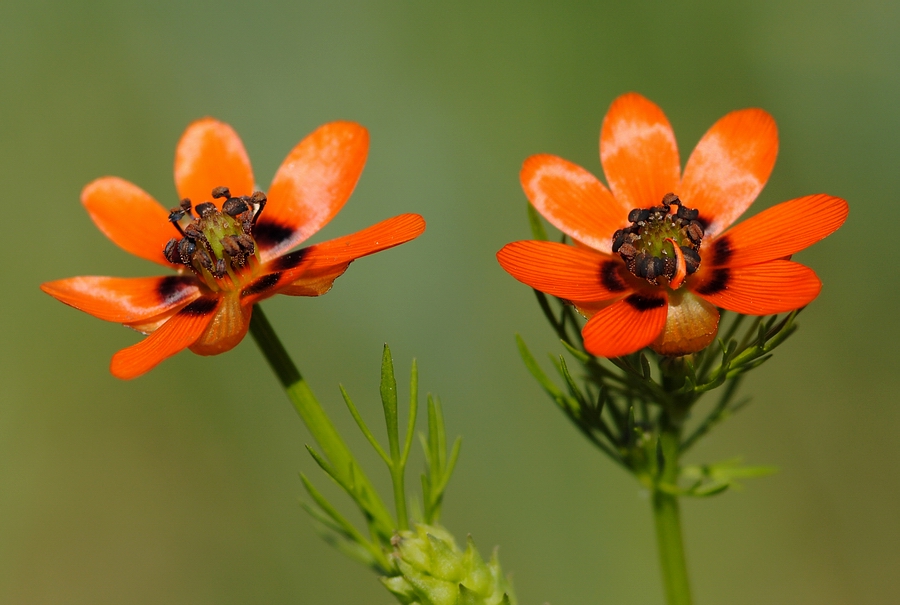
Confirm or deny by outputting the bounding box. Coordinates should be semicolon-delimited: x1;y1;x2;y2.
497;93;848;358
42;119;425;379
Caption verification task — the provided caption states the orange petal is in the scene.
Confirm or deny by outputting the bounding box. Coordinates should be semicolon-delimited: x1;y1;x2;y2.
568;298;618;318
82;177;180;267
582;291;669;358
497;241;631;302
650;290;720;356
242;214;425;304
189;293;252;355
110;297;219;379
664;237;688;289
40;275;201;323
680;108;778;238
256;122;369;262
705;194;849;267
126;312;182;336
520;154;629;253
277;267;352;297
174;118;254;205
691;260;821;315
600;93;681;211
239;265;350;300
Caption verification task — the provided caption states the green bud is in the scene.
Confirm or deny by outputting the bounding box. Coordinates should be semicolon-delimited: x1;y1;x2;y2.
381;524;515;605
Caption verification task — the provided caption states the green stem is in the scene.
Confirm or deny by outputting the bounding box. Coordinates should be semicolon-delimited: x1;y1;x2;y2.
248;304;396;538
653;428;692;605
391;466;409;531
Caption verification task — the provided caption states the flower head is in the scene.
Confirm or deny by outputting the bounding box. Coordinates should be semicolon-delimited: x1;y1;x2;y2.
498;93;848;358
42;119;425;378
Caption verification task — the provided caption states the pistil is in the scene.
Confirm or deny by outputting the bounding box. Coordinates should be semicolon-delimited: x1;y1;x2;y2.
164;187;268;292
612;193;704;288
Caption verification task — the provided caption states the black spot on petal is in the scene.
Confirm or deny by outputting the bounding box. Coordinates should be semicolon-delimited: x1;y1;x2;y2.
270;247;310;272
156;276;194;305
183;297;218;316
242;273;282;297
695;214;711;232
710;237;733;266
254;220;294;251
624;293;666;312
599;260;628;293
695;268;730;295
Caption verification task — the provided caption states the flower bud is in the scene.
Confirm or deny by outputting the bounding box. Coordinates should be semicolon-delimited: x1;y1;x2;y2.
381;524;515;605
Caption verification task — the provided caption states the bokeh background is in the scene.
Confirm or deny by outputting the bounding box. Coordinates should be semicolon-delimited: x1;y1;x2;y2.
2;1;898;603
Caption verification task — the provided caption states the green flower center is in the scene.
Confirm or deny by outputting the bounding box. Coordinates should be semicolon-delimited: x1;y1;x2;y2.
612;193;704;287
164;187;267;291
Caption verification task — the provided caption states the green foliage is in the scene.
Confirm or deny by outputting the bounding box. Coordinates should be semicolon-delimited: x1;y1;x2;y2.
526;203;549;242
519;292;801;496
253;311;516;604
679;459;778;497
421;396;462;524
300;345;462;574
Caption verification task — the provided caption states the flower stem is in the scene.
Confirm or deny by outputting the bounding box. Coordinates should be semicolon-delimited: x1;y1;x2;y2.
653;428;693;605
248;304;396;536
249;304;351;468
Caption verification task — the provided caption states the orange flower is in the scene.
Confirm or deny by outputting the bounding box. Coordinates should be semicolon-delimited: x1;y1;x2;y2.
42;119;425;379
497;93;848;358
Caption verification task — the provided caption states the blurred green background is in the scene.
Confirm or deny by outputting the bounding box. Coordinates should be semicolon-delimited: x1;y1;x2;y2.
2;1;897;603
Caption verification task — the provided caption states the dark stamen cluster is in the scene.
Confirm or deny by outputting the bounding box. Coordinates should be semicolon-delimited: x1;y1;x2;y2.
611;193;704;285
163;187;267;281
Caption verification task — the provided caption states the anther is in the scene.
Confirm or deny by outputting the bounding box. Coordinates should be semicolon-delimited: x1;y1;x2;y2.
249;191;267;227
167;210;187;236
214;258;227;278
676;205;699;221
661;192;681;207
194;247;214;273
211;187;231;200
194;248;212;270
178;238;196;264
612;228;629;252
684;221;704;244
663;255;676;278
628;208;650;223
164;238;181;264
195;202;216;218
184;223;203;241
636;254;664;281
618;243;637;258
681;247;700;275
179;198;193;213
235;233;255;255
221;235;243;260
223;197;250;217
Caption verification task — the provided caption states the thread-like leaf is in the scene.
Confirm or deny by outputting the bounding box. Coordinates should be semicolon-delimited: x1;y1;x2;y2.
340;384;391;466
402;359;419;465
527;203;549;241
516;335;564;398
381;344;401;462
